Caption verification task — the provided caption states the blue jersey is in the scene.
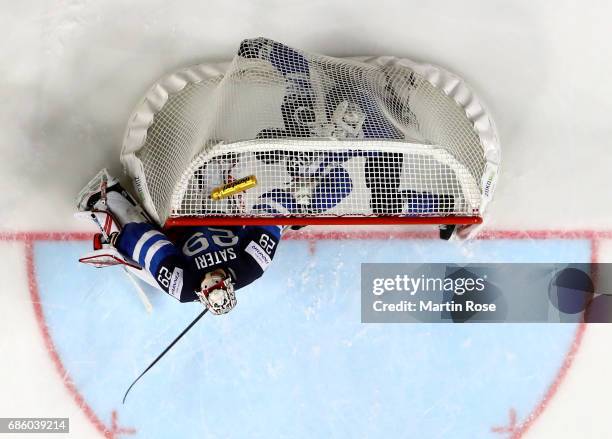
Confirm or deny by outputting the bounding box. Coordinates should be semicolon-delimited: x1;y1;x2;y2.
116;223;282;302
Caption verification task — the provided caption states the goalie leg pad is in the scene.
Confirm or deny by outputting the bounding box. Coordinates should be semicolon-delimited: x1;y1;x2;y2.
76;168;151;226
74;209;121;238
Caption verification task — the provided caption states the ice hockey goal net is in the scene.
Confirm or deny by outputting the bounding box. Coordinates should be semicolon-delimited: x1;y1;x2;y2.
121;37;500;229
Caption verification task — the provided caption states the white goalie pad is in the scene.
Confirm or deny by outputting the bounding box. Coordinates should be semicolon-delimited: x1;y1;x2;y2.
121;37;500;227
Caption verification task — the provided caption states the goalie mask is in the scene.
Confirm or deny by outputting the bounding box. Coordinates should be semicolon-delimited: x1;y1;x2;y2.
197;270;236;315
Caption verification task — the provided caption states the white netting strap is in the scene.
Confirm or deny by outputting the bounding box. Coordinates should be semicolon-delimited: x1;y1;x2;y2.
121;62;228;223
123;62;229;155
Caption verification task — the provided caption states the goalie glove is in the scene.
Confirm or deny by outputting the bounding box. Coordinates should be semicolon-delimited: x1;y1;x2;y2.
196;270;236;315
78;232;141;269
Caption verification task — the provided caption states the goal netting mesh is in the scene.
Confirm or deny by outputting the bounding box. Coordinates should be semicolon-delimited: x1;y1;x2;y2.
121;37;500;227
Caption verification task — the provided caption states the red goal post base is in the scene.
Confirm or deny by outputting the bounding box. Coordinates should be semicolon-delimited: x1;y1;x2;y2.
164;215;483;228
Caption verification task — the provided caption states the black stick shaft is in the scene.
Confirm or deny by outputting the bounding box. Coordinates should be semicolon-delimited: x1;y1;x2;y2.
122;308;209;404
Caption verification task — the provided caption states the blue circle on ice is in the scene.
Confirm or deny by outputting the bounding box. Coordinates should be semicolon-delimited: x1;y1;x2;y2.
33;237;587;438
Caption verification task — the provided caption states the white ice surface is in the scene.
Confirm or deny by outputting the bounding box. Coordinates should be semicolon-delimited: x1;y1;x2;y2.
1;0;611;232
1;1;612;438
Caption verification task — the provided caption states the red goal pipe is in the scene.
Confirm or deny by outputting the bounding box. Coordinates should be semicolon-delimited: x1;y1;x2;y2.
164;215;482;227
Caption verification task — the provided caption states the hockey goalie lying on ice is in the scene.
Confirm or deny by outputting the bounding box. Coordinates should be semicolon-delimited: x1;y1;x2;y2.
76;169;282;315
76;169;450;316
76;167;456;316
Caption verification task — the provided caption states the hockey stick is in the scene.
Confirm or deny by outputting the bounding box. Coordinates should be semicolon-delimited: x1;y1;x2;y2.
122;308;208;404
122;267;154;313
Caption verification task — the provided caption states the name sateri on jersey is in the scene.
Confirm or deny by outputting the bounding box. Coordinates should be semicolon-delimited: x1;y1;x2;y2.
193;248;237;270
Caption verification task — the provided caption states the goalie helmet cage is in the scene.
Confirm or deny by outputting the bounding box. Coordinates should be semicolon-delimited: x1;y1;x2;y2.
121;37;500;234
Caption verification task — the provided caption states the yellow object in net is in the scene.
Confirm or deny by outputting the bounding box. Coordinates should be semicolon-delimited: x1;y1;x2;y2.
210;175;258;200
